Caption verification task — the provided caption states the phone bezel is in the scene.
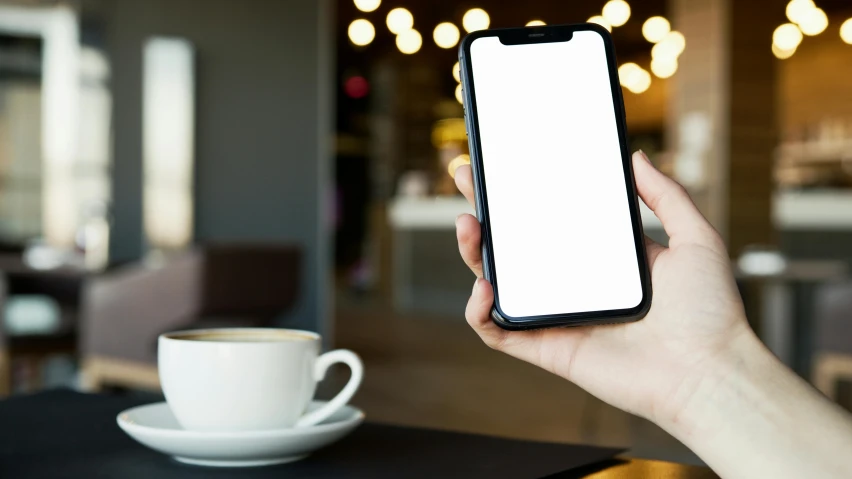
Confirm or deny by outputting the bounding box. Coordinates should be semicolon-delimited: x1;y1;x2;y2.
459;23;652;330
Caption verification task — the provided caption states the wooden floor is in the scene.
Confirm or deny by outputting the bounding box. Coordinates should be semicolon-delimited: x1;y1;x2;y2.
327;294;702;466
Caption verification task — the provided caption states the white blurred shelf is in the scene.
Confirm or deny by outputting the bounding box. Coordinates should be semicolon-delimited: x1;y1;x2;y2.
389;190;852;231
777;140;852;165
773;190;852;230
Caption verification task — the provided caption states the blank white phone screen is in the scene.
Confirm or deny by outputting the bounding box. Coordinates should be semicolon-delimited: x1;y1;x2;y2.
469;31;643;318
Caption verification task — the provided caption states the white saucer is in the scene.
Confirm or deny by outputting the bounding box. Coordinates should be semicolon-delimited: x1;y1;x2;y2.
117;400;364;467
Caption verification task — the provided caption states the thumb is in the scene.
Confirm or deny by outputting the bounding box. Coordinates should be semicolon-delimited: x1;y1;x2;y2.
631;151;718;249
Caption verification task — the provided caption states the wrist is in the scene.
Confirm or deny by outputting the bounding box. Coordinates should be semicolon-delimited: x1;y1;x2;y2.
652;323;772;437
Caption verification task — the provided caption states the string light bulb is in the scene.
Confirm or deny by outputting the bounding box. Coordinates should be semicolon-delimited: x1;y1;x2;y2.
798;7;828;36
433;22;460;49
526;20;546;27
786;0;815;25
462;8;490;33
772;43;797;59
664;31;685;55
618;63;651;94
642;16;670;43
602;0;631;28
651;57;677;78
396;29;422;54
353;0;380;13
627;68;651;94
396;28;423;55
386;8;414;34
841;18;852;44
773;23;803;50
348;19;375;46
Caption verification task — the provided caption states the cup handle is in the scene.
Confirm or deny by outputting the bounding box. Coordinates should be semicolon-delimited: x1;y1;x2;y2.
295;349;364;428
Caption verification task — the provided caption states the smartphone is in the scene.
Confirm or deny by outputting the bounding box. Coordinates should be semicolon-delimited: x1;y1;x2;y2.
459;23;651;330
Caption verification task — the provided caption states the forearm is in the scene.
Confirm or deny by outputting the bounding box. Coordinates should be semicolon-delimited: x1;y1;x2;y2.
660;331;852;479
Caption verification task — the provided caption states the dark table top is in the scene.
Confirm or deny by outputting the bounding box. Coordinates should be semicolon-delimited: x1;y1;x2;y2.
0;390;717;478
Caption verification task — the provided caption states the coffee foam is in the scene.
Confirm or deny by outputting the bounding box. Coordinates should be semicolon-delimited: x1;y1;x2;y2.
165;329;316;343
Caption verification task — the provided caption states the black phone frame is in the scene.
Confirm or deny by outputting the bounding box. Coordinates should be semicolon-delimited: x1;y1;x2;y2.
458;23;653;331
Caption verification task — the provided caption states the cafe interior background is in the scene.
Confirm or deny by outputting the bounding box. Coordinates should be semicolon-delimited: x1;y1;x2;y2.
0;0;851;465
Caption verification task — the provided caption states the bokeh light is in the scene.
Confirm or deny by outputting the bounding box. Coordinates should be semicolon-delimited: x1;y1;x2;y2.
433;22;460;49
628;70;651;94
463;8;490;33
618;63;651;94
773;23;803;51
650;57;677;78
588;16;612;32
642;16;670;43
455;84;463;104
786;0;815;25
602;0;631;28
526;20;546;27
386;8;414;34
617;62;640;86
651;30;686;59
841;18;852;44
348;19;375;47
798;7;828;36
664;31;685;55
452;62;460;82
353;0;380;13
344;76;370;99
772;43;797;59
651;31;685;60
396;29;422;54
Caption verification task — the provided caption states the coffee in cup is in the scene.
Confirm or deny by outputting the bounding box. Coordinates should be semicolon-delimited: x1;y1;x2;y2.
158;328;363;432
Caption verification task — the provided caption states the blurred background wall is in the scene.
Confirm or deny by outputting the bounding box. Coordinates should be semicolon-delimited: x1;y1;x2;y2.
93;0;333;331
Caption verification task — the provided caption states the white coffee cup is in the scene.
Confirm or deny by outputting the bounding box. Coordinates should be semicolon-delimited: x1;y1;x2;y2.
158;328;363;432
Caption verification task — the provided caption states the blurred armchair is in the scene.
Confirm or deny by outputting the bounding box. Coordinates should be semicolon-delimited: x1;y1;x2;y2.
79;243;300;391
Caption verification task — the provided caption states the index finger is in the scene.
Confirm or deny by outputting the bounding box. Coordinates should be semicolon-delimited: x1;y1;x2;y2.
453;164;476;208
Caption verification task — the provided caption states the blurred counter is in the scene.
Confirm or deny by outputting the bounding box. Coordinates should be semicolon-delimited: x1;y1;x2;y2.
387;190;852;315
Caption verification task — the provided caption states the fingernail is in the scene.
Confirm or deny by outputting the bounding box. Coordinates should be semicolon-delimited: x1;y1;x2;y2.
456;213;464;227
637;149;651;163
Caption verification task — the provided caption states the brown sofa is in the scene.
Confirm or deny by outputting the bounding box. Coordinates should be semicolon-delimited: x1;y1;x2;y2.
79;243;300;391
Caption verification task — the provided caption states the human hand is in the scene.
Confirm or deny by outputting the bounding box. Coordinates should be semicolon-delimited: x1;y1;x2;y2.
454;150;757;424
